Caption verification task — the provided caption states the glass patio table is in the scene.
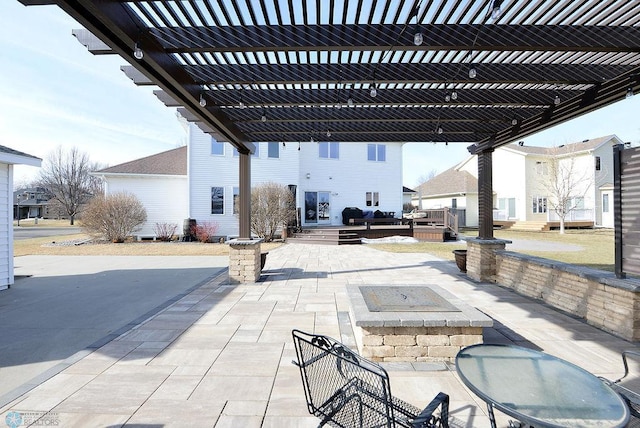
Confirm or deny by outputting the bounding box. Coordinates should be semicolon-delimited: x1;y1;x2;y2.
456;344;629;428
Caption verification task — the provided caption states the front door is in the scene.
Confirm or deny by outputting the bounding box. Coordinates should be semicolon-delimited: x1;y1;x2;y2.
601;190;614;228
304;191;331;225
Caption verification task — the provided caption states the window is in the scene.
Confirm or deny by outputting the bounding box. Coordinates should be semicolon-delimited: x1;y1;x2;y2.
268;142;279;158
366;191;379;207
568;197;585;210
535;161;548;175
367;144;386;161
233;187;240;214
319;142;339;159
233;144;259;157
595;156;601;171
532;196;547;214
603;194;610;213
211;138;224;156
211;187;224;214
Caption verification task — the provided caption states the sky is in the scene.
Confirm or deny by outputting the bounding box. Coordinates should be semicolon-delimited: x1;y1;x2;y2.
5;2;640;190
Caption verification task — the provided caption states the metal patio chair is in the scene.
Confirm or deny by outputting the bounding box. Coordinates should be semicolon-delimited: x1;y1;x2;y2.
600;350;640;427
292;329;450;428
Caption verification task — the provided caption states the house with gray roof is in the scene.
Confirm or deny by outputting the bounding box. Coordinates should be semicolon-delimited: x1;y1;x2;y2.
413;166;479;227
93;146;188;238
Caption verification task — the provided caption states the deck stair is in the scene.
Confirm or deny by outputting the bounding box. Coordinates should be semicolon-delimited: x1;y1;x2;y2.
507;221;549;232
288;228;361;245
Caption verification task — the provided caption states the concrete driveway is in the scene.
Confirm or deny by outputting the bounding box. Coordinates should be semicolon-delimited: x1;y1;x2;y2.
1;255;228;406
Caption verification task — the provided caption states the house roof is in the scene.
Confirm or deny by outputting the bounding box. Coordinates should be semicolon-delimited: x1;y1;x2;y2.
503;135;620;156
415;166;477;197
0;145;41;167
97;146;186;176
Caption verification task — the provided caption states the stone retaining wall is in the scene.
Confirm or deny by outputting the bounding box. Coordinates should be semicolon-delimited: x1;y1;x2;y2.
495;250;640;341
359;326;483;362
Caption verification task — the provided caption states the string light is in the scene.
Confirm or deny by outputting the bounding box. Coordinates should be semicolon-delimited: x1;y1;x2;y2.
199;93;207;107
347;97;354;106
511;117;518;126
437;126;444;135
261;112;267;122
445;92;451;102
326;130;331;138
554;94;561;106
490;0;504;20
451;90;458;100
627;87;634;99
468;64;477;79
133;43;144;60
370;83;377;98
414;32;423;46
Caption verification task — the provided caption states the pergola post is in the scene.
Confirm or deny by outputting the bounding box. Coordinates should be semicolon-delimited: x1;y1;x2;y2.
466;148;511;282
238;151;251;239
228;150;262;284
477;148;494;240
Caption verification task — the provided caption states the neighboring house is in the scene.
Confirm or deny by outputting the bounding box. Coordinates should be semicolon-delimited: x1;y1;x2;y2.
14;187;50;220
402;186;416;211
93;146;189;238
412;166;479;227
414;135;623;228
98;123;404;239
6;146;42;290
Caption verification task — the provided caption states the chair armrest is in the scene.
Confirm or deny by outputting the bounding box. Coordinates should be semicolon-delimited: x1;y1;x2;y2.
410;392;450;428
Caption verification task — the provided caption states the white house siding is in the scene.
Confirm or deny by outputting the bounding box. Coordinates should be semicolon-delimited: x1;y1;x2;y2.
297;141;404;226
104;175;188;238
492;149;528;221
1;164;11;290
188;124;300;237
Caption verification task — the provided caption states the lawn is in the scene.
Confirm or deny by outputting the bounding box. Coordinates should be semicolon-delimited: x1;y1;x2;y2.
14;222;614;272
14;233;283;257
370;228;615;272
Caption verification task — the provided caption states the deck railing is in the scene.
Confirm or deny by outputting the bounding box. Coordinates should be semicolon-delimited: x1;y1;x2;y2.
411;208;459;236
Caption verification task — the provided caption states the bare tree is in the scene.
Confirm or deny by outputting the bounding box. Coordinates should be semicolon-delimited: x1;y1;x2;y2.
250;182;296;242
415;169;438;187
37;146;104;225
542;146;592;234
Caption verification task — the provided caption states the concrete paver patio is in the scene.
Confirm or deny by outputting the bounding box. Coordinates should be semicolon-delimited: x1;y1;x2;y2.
2;243;639;427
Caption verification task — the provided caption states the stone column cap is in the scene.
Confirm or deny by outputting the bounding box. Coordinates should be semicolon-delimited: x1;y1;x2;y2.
463;237;512;245
228;238;264;246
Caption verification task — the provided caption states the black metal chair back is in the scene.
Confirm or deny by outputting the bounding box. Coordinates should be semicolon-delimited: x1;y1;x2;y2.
292;329;449;428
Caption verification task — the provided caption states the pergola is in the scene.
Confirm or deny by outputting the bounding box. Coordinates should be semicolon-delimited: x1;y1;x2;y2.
18;0;640;240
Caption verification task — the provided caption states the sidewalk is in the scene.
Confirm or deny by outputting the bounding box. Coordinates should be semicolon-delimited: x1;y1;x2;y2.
2;244;638;427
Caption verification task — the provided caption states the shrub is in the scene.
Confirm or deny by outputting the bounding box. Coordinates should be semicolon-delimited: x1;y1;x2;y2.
193;221;219;243
82;192;147;243
153;222;178;241
251;182;296;242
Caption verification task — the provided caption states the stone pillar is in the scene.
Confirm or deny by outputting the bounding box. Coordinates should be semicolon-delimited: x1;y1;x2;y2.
228;238;262;283
466;238;511;282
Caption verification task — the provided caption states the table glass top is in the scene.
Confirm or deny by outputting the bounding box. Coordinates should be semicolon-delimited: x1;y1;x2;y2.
456;344;629;428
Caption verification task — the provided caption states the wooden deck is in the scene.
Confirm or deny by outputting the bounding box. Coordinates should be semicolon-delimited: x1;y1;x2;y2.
288;224;454;245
